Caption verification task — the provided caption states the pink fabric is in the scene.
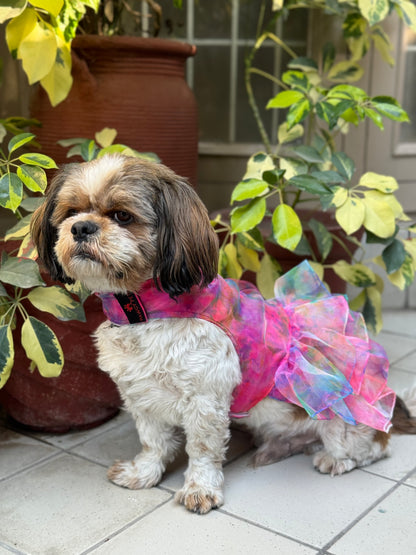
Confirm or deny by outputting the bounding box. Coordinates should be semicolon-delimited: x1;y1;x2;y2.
98;261;395;432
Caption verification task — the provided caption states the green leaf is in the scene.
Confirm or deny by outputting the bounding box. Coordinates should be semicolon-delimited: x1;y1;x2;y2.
362;287;382;334
371;96;410;122
0;325;14;388
282;70;310;93
286;99;311;129
363;107;384;129
236;229;264;251
28;286;86;322
311;170;346;184
394;0;416;32
21;316;64;378
256;254;282;299
8;132;35;154
358;0;389;26
332;152;355;181
0;172;23;211
231;179;269;204
267;90;305;109
20;196;44;212
335;197;365;235
262;169;285;185
309;218;333;261
272;204;302;251
0;254;45;288
18;152;57;169
371;24;395;66
288;175;331;195
288;57;318;71
17;164;47;193
381;239;407;274
243;152;275;180
291;145;324;164
230;198;266;233
279;157;308;180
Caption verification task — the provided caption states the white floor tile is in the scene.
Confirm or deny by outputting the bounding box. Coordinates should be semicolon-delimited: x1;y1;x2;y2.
0;454;171;555
405;470;416;487
220;453;395;548
374;332;416;365
382;310;416;337
330;485;416;555
392;350;416;374
362;434;416;481
0;428;59;480
91;501;318;555
388;367;416;393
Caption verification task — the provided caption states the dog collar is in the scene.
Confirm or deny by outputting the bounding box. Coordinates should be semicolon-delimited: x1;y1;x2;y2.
97;290;149;326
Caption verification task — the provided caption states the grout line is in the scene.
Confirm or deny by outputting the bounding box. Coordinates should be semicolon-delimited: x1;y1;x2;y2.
217;507;321;552
80;496;174;554
0;540;26;555
0;452;63;484
318;465;416;553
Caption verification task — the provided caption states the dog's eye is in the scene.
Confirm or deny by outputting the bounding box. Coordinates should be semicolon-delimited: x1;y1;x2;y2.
66;209;78;218
112;211;133;225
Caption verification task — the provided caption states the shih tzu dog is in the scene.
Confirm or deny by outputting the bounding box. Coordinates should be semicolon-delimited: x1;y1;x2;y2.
31;155;416;514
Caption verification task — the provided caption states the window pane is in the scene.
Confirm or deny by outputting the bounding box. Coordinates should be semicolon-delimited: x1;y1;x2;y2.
194;46;231;142
194;0;232;39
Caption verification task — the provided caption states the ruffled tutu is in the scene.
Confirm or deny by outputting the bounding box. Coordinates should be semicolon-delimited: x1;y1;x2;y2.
264;261;395;432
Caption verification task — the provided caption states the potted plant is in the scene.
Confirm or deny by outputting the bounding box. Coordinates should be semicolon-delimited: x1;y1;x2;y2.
0;1;198;185
0;126;153;432
211;0;416;334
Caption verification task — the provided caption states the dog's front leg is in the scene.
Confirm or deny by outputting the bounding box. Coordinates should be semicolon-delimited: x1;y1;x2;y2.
108;414;181;490
175;398;230;514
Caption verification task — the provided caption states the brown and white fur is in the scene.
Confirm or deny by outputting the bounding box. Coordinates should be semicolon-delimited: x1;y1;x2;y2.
31;155;416;514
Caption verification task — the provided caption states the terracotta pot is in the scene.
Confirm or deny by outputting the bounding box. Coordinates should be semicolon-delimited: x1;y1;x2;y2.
30;35;198;186
214;209;362;294
0;241;121;433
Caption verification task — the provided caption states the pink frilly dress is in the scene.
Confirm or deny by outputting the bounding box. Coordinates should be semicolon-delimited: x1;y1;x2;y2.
97;261;395;432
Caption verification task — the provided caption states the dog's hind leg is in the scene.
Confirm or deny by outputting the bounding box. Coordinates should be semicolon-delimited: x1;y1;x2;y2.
312;418;391;476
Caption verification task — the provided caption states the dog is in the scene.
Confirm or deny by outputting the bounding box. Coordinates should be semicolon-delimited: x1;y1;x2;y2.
31;154;416;514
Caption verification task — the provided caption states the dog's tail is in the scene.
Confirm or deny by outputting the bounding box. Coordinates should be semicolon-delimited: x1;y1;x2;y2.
391;386;416;434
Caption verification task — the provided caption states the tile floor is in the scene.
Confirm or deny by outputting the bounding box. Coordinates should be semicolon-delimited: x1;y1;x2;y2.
0;310;415;555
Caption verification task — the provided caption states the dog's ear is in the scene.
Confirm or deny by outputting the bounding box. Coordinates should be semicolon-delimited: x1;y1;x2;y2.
153;177;218;298
30;168;74;284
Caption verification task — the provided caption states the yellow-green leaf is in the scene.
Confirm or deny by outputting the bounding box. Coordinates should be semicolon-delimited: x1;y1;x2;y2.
0;1;27;24
0;325;14;389
231;179;269;204
27;286;86;321
309;261;325;281
363;286;383;334
30;0;64;17
223;243;243;279
359;172;399;193
358;0;389;26
272;204;302;251
331;186;349;207
18;21;57;84
328;60;364;83
335;196;365;235
257;254;282;299
236;241;261;272
95;128;118;148
362;192;396;238
277;122;304;144
332;260;377;287
231;198;266;233
21;316;63;378
40;35;72;106
243;152;275;180
5;7;36;53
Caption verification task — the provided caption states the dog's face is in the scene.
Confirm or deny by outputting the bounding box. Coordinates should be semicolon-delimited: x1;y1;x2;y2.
31;155;219;296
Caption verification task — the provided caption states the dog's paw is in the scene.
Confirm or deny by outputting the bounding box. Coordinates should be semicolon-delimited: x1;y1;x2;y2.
175;484;223;514
107;460;162;489
313;450;357;476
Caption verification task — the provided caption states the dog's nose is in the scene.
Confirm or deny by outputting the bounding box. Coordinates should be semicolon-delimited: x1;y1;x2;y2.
71;220;99;242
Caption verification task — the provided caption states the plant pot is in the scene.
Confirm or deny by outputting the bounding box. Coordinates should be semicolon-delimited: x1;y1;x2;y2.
30;35;198;187
0;241;122;433
214;209;362;294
